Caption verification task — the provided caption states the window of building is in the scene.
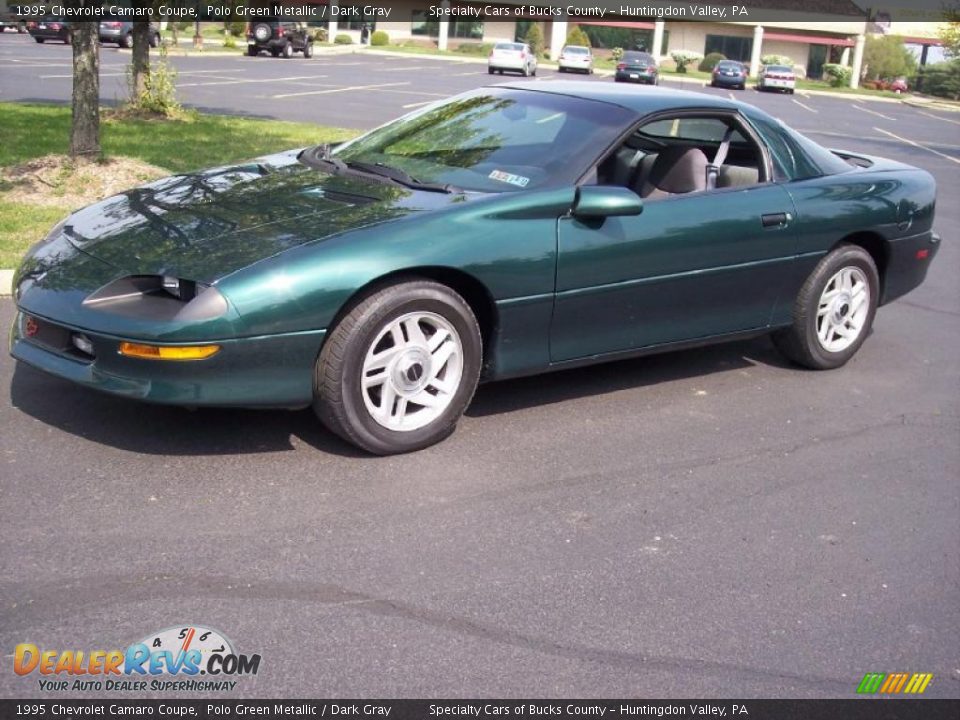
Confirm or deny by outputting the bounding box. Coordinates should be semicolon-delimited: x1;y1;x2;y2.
704;34;753;62
412;11;483;39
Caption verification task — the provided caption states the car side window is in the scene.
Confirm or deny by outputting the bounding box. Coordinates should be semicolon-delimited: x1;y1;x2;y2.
593;114;765;198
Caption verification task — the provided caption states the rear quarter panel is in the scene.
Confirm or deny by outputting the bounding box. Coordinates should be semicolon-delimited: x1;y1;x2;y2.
774;165;936;323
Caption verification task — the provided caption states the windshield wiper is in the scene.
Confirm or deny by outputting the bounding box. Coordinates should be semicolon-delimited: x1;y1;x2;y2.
299;145;461;194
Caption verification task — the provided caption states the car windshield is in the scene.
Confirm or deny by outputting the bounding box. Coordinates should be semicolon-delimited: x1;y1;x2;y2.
333;88;633;193
765;65;793;73
564;47;589;55
717;62;742;69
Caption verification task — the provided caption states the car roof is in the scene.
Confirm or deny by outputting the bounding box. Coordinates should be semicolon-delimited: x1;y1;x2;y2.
495;81;740;116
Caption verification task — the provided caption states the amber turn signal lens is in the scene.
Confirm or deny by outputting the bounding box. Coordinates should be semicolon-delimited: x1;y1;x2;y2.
119;342;220;360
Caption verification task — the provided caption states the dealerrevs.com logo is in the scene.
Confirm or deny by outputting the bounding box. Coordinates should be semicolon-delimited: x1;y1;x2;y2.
14;625;261;693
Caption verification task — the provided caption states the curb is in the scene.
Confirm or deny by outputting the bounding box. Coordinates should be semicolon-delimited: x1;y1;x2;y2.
902;98;960;113
0;269;13;298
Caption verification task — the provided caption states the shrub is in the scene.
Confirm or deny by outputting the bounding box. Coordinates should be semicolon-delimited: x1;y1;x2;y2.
919;59;960;100
524;23;545;58
565;26;591;48
822;63;851;87
370;30;389;46
222;34;236;49
611;47;624;61
863;34;916;81
226;21;246;37
128;47;181;117
670;49;703;73
453;42;493;56
761;54;793;67
311;28;328;43
698;52;726;72
334;33;353;45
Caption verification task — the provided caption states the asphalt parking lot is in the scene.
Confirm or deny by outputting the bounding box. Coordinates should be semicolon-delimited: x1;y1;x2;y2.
1;31;959;699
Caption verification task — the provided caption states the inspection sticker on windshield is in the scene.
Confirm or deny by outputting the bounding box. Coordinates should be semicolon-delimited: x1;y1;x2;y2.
489;170;530;188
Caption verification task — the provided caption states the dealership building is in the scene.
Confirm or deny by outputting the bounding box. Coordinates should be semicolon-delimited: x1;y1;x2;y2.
316;0;883;86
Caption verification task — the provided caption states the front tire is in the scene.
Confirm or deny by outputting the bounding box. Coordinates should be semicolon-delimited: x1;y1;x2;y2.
303;41;313;58
281;41;293;58
314;280;482;455
773;245;879;370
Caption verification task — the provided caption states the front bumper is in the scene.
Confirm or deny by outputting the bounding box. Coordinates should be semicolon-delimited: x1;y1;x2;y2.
10;310;325;408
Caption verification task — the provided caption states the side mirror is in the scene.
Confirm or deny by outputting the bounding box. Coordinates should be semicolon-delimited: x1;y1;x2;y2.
572;186;644;219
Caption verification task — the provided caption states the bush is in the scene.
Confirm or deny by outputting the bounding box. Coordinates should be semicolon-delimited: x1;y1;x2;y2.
453;42;493;56
919;59;960;100
565;26;591;48
311;28;328;43
225;21;246;37
822;63;851;87
334;33;353;45
670;49;703;73
698;52;726;72
761;54;793;67
222;34;236;49
611;47;624;61
370;30;389;46
524;23;545;57
128;47;181;117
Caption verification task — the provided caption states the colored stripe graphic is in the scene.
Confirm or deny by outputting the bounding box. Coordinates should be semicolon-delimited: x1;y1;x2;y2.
857;673;885;694
857;672;933;694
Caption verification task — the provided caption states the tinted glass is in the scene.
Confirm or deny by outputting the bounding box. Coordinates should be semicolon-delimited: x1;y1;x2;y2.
640;117;745;144
495;43;523;51
563;46;589;55
742;108;850;179
336;89;633;193
623;52;655;63
764;65;793;73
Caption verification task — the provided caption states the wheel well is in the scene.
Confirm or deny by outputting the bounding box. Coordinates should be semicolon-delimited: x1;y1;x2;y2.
331;267;498;360
836;231;888;290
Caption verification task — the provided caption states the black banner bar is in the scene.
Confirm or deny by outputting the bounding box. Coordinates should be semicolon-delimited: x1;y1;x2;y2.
1;700;959;720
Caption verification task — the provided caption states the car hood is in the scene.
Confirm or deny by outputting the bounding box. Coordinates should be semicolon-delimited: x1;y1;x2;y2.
62;150;464;283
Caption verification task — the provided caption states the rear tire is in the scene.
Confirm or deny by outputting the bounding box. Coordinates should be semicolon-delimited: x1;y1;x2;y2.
35;38;43;43
314;280;482;455
247;46;259;56
772;245;879;370
488;67;494;74
282;41;293;59
121;32;133;49
303;41;313;58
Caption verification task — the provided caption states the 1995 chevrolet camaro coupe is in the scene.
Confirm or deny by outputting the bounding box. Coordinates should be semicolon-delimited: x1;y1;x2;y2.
10;84;940;454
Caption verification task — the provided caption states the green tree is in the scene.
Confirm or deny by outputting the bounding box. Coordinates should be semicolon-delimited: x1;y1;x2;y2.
565;26;591;48
524;23;545;58
863;34;916;80
940;21;960;58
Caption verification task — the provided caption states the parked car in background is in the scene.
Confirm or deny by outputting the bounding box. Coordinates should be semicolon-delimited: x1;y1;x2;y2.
758;65;796;93
0;18;26;32
99;20;160;48
246;20;313;58
558;45;593;74
711;60;748;90
27;17;71;44
488;42;537;76
615;51;659;85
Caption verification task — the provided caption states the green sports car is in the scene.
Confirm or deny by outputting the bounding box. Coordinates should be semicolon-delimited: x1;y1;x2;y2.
10;83;940;454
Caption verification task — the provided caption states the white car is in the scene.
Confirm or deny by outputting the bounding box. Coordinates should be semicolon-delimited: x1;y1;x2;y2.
758;64;796;93
488;42;537;77
557;45;593;74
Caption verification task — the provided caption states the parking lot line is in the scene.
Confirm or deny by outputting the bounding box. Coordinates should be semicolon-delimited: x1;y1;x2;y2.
875;127;960;164
402;100;437;109
271;82;410;99
179;75;325;88
914;109;960;126
853;103;896;121
791;98;818;113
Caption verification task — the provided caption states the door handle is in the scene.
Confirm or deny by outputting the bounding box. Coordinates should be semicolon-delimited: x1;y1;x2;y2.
761;212;792;228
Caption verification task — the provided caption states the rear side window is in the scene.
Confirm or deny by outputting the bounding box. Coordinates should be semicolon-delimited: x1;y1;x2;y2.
743;109;851;180
640;117;746;144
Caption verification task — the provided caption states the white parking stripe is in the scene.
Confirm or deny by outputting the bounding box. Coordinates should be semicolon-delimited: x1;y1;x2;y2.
853;104;896;121
875;127;960;164
402;100;437;109
915;109;960;126
179;76;325;88
791;98;818;113
271;82;410;99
